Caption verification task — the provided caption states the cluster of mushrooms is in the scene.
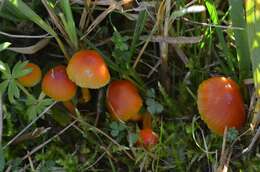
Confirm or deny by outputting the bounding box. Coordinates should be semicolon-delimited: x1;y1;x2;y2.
17;50;158;148
18;49;247;147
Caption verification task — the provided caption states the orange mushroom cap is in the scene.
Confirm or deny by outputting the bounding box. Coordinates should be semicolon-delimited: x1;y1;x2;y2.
197;76;246;135
66;50;110;89
106;80;143;121
18;63;42;87
137;128;158;148
42;65;77;101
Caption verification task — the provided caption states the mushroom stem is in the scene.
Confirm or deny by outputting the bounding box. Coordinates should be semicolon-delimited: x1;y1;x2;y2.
130;113;142;121
142;112;152;129
81;88;91;102
63;101;76;115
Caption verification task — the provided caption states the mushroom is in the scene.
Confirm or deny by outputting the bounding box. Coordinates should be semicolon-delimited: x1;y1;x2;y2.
18;63;42;87
42;65;77;114
136;112;158;148
106;80;143;122
67;50;110;102
137;128;158;148
197;76;246;135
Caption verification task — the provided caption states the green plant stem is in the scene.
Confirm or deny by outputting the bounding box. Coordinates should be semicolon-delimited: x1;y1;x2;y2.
16;82;34;99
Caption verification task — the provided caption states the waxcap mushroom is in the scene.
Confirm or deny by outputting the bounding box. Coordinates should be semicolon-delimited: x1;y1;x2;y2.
197;76;246;135
42;65;77;101
137;128;158;148
106;80;143;121
67;50;110;89
18;63;42;87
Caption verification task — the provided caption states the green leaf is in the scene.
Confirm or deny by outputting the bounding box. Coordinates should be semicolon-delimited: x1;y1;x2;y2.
26;105;37;121
0;80;9;94
146;98;164;115
128;133;138;147
0;42;11;52
227;128;238;142
146;88;155;98
26;98;53;121
12;60;32;78
112;32;129;51
0;145;5;171
111;130;119;137
8;80;18;103
0;60;11;77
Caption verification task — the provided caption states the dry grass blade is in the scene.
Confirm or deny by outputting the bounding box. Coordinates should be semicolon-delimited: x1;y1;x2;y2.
140;35;203;44
11;127;51;145
41;0;67;38
81;0;130;39
81;3;117;39
0;30;50;38
21;120;77;161
242;126;260;154
133;1;164;68
3;101;57;149
7;38;50;54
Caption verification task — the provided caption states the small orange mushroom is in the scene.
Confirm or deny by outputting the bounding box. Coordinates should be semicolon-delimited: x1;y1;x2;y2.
197;76;246;135
106;80;143;121
18;63;42;87
137;128;158;148
67;50;110;102
42;65;77;101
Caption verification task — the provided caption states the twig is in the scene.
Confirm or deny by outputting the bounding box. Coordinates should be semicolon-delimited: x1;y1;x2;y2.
3;101;57;149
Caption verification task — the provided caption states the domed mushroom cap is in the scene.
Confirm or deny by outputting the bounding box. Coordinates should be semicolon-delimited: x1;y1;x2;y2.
197;76;245;135
67;50;110;89
106;80;143;121
137;128;158;148
42;65;77;101
18;63;42;87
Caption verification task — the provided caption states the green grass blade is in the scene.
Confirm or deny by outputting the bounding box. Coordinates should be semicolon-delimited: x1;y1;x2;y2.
59;0;78;50
6;0;69;60
246;0;260;95
246;0;260;126
229;0;251;81
204;0;235;75
128;10;148;63
0;42;11;52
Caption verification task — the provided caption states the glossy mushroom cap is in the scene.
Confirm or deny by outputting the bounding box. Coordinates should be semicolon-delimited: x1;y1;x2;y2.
42;65;77;101
18;63;42;87
197;76;245;135
106;80;143;121
137;128;158;148
67;50;110;89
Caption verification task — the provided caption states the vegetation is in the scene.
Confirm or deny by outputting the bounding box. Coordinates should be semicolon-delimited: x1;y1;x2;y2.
0;0;259;171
